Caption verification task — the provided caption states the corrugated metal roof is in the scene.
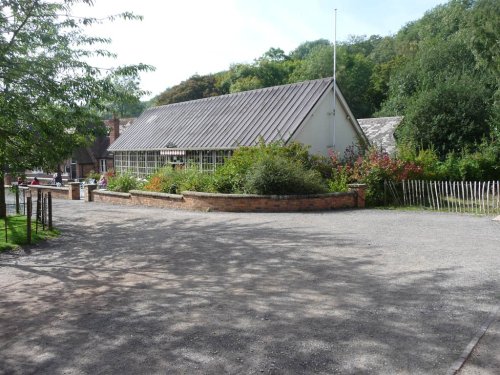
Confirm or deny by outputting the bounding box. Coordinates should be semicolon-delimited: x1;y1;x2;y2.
357;116;403;154
109;78;334;151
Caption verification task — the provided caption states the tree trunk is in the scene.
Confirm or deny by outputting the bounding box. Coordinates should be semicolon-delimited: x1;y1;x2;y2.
0;168;6;218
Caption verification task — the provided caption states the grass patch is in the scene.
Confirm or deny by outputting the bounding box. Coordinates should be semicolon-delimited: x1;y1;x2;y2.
0;215;59;252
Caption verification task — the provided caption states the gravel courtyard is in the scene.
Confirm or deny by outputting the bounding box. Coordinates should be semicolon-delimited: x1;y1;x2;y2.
1;201;499;374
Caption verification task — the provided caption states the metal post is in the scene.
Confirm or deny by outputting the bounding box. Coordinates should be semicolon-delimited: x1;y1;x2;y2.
27;196;32;244
48;192;52;231
332;8;337;150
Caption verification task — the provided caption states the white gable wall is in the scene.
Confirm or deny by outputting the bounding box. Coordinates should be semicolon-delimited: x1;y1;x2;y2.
291;88;361;157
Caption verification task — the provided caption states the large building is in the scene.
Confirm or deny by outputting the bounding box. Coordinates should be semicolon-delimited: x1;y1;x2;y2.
108;78;369;177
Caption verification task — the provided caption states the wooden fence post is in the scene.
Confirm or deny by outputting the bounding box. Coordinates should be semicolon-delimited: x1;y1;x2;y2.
27;196;32;245
383;181;387;206
48;192;52;231
15;186;20;214
35;189;41;234
41;192;45;231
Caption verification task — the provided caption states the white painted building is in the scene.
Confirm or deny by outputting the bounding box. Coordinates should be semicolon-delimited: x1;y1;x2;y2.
108;78;369;177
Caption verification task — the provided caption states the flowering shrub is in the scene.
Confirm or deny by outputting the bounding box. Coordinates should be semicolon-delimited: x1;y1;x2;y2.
329;146;423;205
144;166;216;194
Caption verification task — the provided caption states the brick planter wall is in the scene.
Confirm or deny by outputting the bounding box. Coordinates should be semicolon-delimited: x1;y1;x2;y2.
130;190;185;210
25;185;72;200
92;190;133;205
181;191;356;212
89;184;366;212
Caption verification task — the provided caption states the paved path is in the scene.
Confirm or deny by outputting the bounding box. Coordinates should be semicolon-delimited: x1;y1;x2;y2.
457;312;500;375
1;201;499;374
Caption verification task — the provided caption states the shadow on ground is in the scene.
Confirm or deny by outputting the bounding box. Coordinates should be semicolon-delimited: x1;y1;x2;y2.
0;204;498;374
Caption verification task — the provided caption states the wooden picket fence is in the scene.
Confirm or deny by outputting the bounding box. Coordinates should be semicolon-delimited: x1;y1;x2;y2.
385;180;500;214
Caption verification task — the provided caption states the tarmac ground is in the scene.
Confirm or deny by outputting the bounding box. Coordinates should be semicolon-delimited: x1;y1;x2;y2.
1;201;499;374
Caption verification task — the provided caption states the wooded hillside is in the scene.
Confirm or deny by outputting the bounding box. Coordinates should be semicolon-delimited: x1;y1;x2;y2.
153;0;499;158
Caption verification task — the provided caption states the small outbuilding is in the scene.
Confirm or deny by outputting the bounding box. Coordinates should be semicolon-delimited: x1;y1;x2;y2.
108;78;369;177
357;116;403;154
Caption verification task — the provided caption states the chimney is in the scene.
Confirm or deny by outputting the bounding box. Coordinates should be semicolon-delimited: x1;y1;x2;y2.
108;117;120;144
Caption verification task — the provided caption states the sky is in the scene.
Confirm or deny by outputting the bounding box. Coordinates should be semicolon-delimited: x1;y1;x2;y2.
73;0;447;99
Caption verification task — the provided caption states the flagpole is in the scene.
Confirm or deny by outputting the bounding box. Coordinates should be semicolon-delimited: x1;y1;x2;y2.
333;8;337;150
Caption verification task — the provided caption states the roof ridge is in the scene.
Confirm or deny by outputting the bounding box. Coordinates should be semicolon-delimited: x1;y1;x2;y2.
150;77;334;111
358;116;404;121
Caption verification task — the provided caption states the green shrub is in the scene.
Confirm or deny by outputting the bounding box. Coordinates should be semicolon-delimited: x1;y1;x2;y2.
107;172;143;192
457;140;500;180
396;138;500;181
213;140;330;194
178;167;216;193
328;167;349;192
212;161;248;193
308;154;335;179
243;154;327;195
437;153;461;180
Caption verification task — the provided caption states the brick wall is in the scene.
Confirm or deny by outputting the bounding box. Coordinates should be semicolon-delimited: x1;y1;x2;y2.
90;185;366;212
25;183;80;200
92;190;133;205
181;192;356;212
130;190;185;210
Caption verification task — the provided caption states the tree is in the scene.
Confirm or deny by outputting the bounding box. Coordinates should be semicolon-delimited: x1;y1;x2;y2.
396;76;492;155
465;0;500;135
377;0;498;156
258;47;288;62
288;41;378;118
154;74;223;106
336;51;375;118
289;44;333;82
289;39;330;60
104;76;151;118
0;0;153;217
